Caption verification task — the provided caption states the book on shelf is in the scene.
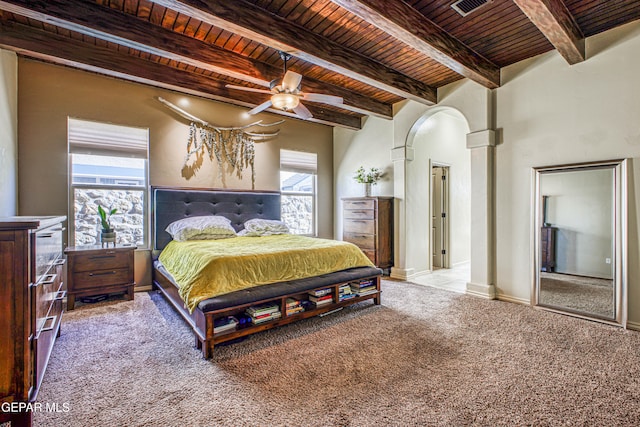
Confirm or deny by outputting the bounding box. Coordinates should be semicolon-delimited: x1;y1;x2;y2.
312;298;333;307
356;288;378;296
350;284;376;294
351;279;375;289
286;306;305;316
213;316;238;334
339;284;353;294
339;293;357;301
252;311;282;324
309;294;333;303
308;288;332;297
286;297;302;309
246;302;280;317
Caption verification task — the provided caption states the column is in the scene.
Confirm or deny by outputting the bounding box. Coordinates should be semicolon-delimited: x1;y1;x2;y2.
466;130;496;299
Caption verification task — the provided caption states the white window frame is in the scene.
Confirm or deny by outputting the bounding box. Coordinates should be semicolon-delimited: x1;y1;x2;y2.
68;118;150;248
280;149;318;237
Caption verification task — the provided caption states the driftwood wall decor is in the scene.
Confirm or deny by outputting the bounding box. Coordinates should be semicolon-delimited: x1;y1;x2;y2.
157;97;283;188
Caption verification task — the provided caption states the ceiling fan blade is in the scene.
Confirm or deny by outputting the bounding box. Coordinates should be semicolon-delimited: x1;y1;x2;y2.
226;84;272;94
248;100;273;115
293;102;313;120
282;70;303;91
303;93;343;105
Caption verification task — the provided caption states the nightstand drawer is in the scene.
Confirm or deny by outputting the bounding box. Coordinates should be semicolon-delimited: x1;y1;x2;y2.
344;232;375;249
344;209;375;220
344;219;375;234
71;250;131;272
72;268;132;290
344;199;374;210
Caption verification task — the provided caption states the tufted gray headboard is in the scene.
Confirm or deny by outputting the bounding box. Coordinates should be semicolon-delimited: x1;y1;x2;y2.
152;187;281;252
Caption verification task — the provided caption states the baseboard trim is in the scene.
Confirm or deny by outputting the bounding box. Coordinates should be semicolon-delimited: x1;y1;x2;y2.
390;267;416;281
451;260;470;269
135;284;153;292
626;320;640;331
496;293;530;305
466;282;496;299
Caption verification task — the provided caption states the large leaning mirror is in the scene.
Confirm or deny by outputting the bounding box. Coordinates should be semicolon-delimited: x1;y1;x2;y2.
533;159;627;327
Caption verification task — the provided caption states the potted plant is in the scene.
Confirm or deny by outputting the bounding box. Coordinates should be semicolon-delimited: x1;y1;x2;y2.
354;166;383;196
98;205;117;246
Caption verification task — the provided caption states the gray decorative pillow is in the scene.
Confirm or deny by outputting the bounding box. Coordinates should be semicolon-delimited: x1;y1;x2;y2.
241;219;290;236
166;216;236;241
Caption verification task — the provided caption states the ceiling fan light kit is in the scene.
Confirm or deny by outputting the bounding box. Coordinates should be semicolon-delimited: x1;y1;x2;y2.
226;51;343;120
271;92;299;110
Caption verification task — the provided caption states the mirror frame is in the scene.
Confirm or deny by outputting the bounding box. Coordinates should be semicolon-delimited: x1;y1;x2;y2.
532;159;627;327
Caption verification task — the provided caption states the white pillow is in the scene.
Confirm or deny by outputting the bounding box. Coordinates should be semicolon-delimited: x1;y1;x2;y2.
241;219;290;236
166;216;236;241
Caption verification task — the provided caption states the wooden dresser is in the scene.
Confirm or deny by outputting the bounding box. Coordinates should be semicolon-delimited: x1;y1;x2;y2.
0;216;66;427
342;197;393;269
540;226;557;272
65;245;136;310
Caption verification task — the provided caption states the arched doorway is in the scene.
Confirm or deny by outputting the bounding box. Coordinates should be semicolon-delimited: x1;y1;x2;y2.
395;107;471;289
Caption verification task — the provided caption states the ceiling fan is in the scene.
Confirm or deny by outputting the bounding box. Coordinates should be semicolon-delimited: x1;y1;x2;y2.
225;52;343;120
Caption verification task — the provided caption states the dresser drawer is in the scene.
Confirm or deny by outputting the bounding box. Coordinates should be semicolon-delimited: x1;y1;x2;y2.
344;199;374;210
344;232;376;249
344;209;374;220
344;219;375;234
33;268;63;327
71;250;131;273
72;268;132;290
34;224;63;279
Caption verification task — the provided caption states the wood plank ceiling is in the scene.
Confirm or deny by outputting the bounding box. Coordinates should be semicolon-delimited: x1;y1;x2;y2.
0;0;638;129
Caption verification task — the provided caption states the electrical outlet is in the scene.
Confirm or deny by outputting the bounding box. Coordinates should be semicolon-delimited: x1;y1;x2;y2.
605;258;611;264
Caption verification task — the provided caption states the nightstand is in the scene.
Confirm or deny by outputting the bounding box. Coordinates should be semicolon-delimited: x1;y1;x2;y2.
64;245;136;310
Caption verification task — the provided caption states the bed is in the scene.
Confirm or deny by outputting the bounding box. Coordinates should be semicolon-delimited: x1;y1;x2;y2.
151;187;382;358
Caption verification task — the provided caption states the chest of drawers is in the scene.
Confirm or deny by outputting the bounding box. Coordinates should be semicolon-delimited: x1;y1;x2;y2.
65;245;136;310
342;197;393;269
0;216;66;426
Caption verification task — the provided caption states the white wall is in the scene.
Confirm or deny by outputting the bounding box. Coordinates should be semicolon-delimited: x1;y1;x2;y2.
494;20;640;326
0;49;17;216
334;19;640;327
334;102;476;278
407;111;470;273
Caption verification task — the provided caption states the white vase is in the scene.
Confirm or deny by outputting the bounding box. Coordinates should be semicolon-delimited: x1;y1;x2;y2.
364;183;372;197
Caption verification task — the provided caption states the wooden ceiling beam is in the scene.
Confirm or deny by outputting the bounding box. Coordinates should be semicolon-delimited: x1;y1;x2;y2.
0;19;362;129
0;0;392;119
513;0;585;64
330;0;500;89
149;0;438;104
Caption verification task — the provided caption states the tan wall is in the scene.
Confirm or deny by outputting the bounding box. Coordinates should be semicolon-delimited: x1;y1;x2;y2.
17;59;334;286
0;49;17;216
494;20;640;326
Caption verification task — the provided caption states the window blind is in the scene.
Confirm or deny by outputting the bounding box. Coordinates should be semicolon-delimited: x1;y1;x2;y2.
68;118;149;158
280;149;317;174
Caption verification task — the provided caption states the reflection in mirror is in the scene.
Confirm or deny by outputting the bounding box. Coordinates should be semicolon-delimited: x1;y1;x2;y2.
533;160;627;326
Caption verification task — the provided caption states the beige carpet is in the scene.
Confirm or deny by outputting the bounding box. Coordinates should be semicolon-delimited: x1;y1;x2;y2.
539;272;614;318
33;280;640;426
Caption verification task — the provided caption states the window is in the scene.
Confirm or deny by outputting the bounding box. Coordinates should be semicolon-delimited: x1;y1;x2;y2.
280;149;317;236
68;118;149;247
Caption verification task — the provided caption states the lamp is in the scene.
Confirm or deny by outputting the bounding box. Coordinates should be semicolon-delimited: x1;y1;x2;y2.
271;93;299;111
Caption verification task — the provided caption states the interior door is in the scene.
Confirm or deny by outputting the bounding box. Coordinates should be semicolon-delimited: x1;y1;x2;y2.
432;166;447;269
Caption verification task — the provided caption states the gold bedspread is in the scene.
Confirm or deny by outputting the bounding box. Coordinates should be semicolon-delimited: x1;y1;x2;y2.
158;235;375;312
